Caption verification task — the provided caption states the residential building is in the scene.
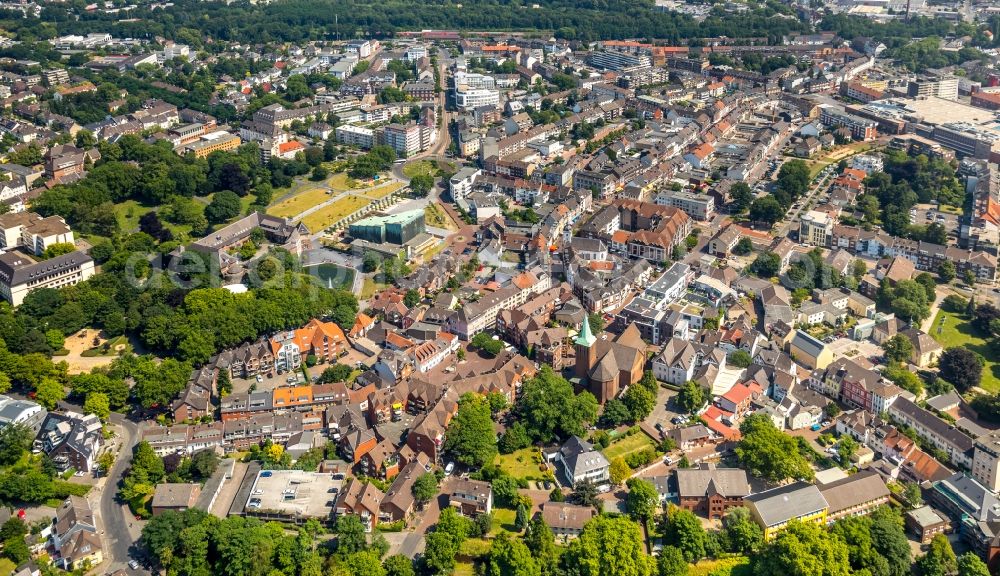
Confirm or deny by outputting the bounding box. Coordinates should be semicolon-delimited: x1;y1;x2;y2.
553;436;610;486
745;482;829;540
655;189;715;221
151;483;202;516
380;123;424;157
972;431;1000;492
336;124;376;149
51;496;102;570
449;479;493;517
541;502;597;541
889;397;974;469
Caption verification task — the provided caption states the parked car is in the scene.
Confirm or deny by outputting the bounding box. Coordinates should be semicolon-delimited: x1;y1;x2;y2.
128;560;140;570
444;462;455;476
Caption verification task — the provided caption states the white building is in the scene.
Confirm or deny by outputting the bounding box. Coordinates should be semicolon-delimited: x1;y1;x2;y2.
336;124;376;149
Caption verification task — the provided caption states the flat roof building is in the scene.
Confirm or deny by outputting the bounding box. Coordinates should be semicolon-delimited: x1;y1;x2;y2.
349;209;426;246
244;469;344;524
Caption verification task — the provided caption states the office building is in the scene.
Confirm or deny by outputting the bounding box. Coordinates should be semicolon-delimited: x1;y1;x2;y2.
800;210;834;246
349;210;426;245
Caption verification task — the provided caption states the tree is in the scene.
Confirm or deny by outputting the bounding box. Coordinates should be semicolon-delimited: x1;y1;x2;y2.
485;532;541;576
517;366;599;442
404;289;420;308
334;515;368;556
318;364;353;383
587;312;605;333
958;553;991;576
736;414;813;483
869;506;912;576
625;478;658;522
836;436;857;467
444;393;498;468
34;378;65;410
610;457;631;486
749;251;781;278
409;173;434;197
572;480;600;509
752;520;851;576
498;422;531;454
205;190;242;224
561;515;654;576
0;425;32;466
383;555;416;576
525;516;557;574
721;506;763;554
515;503;529;532
938;260;956;282
914;534;957;576
882;334;914;364
423;531;458;575
748;196;784;227
623;383;655;422
662;505;706;563
84;392;111;420
902;481;924;508
676;381;707;414
730;182;753;214
412;473;438;508
470;332;504;357
657;546;688;576
939;347;984;392
345;551;386;576
728;349;752;368
733;237;754;256
600;399;633;427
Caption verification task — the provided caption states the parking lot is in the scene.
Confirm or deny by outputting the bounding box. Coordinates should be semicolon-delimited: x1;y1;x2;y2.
245;469;344;519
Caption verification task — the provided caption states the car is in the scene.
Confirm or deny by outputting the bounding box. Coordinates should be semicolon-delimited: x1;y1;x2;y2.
664;456;675;465
332;473;345;480
654;422;664;432
821;420;831;427
129;560;140;570
256;375;263;383
444;462;455;476
543;481;553;490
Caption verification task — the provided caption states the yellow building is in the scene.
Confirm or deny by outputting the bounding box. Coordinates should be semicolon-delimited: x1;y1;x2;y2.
744;481;829;540
183;132;242;158
788;329;833;370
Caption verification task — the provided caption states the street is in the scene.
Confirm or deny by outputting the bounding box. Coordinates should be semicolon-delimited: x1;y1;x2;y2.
96;414;146;574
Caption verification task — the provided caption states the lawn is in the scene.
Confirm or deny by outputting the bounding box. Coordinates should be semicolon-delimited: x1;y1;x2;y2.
930;309;1000;392
602;433;655;462
328;172;361;191
0;558;14;576
494;447;546;479
80;334;132;357
306;263;355;290
403;160;437;179
115;199;149;232
267;186;338;218
360;278;386;299
300;195;372;232
689;556;751;576
492;508;517;533
425;203;458;231
361;180;405;200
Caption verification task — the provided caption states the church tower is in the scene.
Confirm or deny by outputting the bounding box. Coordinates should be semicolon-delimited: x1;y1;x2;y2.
574;315;597;380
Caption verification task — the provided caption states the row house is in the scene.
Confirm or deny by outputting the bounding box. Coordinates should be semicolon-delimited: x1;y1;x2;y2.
888;397;974;469
141;421;225;457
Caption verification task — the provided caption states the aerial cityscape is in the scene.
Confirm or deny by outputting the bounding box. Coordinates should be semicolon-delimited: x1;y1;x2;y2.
0;1;998;576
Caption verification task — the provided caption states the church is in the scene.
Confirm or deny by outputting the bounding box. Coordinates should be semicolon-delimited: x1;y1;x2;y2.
574;316;647;403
